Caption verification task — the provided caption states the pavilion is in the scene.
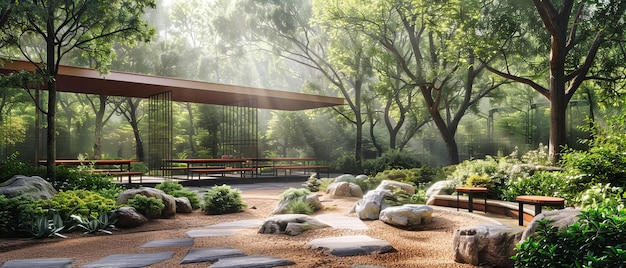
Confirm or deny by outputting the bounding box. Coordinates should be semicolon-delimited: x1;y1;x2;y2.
0;60;344;173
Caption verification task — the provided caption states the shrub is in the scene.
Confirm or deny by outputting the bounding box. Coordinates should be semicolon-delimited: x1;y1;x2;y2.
0;153;45;183
410;189;428;204
333;154;362;174
285;200;314;214
369;167;438;190
52;166;122;194
128;194;165;219
559;115;626;202
363;150;421;175
155;180;184;193
279;188;311;201
500;171;568;202
38;190;120;219
579;183;624;209
514;204;626;267
156;180;201;209
202;185;246;215
0;195;44;234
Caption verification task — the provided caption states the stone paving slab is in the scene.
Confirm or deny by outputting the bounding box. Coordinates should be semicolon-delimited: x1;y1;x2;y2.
209;255;295;268
305;235;395;257
186;228;242;237
0;258;74;268
139;237;194;248
316;214;368;230
81;251;174;268
180;247;247;264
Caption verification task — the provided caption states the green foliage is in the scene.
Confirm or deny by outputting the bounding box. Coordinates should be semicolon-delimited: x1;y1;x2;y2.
202;185;247;215
363;150;422;175
302;175;323;192
128;194;165;219
500;171;568;202
155;180;184;193
285;200;314;215
370;167;439;190
0;195;44;234
70;213;117;235
410;189;428;204
156;180;201;209
383;186;414;206
559;115;626;203
27;210;67;239
333;154;362;174
130;161;149;173
579;183;624;209
52;166;123;194
38;190;120;220
279;188;311;201
514;205;626;267
0;153;45;182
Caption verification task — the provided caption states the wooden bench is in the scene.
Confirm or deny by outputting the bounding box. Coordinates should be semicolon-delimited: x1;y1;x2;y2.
456;187;488;213
516;195;565;226
273;165;330;178
189;167;255;179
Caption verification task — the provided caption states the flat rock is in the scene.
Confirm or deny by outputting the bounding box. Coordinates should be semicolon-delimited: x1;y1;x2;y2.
187;229;241;237
315;214;368;230
209;255;295;268
0;258;73;268
139;238;194;248
305;235;396;257
180;247;247;264
82;252;173;268
207;219;263;229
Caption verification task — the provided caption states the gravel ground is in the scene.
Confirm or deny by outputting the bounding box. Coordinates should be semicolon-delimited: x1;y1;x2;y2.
0;186;490;268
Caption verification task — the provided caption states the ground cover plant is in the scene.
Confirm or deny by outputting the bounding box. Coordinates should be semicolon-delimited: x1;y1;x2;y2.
127;194;165;219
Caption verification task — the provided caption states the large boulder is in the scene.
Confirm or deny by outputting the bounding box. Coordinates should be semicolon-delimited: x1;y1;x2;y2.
521;207;581;241
259;214;329;236
425;180;454;198
377;180;415;195
334;174;357;182
116;187;177;219
0;175;57;200
453;224;523;267
273;194;323;214
354;189;392;220
326;181;363;197
174;197;193;213
379;204;433;228
354;180;416;220
110;206;149;228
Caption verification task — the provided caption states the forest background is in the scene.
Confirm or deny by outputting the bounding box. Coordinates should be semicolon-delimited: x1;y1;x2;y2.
1;0;625;172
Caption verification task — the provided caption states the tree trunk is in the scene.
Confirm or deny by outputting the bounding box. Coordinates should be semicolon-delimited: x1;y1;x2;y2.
420;85;460;165
45;12;56;181
92;96;106;160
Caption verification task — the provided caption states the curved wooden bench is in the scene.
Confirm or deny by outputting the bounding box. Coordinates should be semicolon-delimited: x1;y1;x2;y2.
515;195;565;226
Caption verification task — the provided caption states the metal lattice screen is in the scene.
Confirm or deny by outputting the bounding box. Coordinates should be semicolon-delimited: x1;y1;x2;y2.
148;92;173;177
221;99;258;159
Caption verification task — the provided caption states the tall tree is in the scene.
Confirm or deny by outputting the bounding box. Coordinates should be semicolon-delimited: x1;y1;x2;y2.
2;0;155;180
478;0;626;162
319;0;502;164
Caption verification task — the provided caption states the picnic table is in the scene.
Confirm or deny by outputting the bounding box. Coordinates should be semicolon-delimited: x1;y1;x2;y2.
39;159;142;183
164;158;252;179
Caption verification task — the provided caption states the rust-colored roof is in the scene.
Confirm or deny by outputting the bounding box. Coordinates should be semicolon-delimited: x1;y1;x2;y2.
1;60;344;111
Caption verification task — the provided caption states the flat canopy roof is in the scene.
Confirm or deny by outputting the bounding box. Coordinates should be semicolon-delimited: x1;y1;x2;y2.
1;60;344;111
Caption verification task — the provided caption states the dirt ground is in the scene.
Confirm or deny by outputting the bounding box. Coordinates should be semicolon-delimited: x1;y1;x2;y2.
0;186;491;268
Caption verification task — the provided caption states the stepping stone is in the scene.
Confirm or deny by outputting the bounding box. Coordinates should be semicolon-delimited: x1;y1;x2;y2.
140;238;194;248
305;235;396;257
0;258;73;268
316;214;368;230
209;256;295;268
187;228;241;238
180;247;247;264
207;219;263;229
82;252;174;268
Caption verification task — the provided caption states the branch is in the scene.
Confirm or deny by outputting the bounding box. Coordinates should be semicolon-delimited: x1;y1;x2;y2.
482;60;550;98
